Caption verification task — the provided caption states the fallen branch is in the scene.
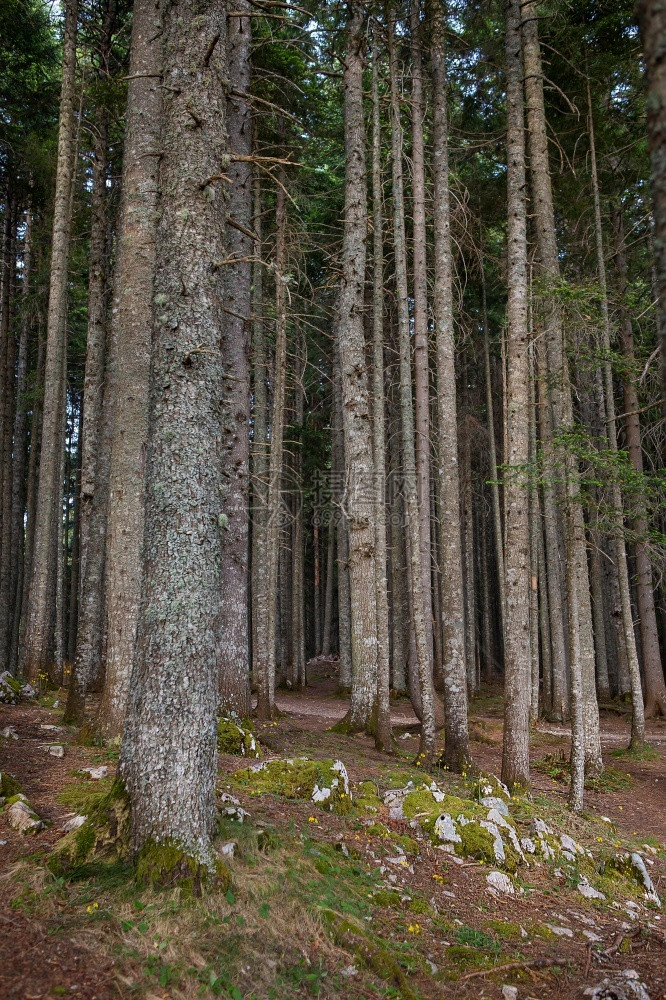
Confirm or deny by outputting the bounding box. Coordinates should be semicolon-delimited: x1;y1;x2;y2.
460;958;561;982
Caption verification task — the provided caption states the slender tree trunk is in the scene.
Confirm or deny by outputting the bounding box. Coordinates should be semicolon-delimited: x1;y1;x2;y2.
250;165;267;686
336;3;379;733
389;5;435;759
9;201;33;674
22;0;78;684
587;75;645;741
64;58;111;721
332;355;352;690
0;194;17;671
67;412;82;661
481;254;505;637
612;205;665;719
410;0;433;671
97;0;163;736
120;0;228;873
219;0;252;717
500;0;531;791
528;349;540;721
255;182;288;719
321;519;335;657
637;0;666;419
522;0;602;774
430;0;471;768
371;31;392;751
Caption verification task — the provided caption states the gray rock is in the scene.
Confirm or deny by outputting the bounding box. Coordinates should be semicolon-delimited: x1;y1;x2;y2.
481;795;509;816
544;923;573;938
628;852;660;906
62;814;87;832
0;726;18;740
434;812;461;844
79;766;108;780
583;969;650;1000
7;799;44;834
578;878;606;900
486;870;515;895
502;987;518;1000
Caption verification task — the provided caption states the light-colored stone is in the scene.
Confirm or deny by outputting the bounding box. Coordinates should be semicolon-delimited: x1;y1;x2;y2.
0;727;18;740
628;852;660;906
583;969;650;1000
79;766;108;780
7;799;44;834
502;987;518;1000
434;813;461;844
577;878;606;901
545;923;573;938
62;814;87;832
486;870;515;895
481;796;509;816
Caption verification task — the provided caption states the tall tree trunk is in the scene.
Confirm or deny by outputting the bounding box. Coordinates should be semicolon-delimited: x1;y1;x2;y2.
250;165;267;686
0;193;17;670
522;0;602;774
120;0;228;874
637;0;666;420
255;182;288;719
321;519;335;657
9;200;33;674
430;0;471;769
333;355;352;690
389;4;435;759
97;0;162;736
22;0;78;685
612;204;666;719
587;74;645;742
500;0;531;791
336;3;378;733
371;30;392;751
64;56;112;722
410;0;433;672
219;0;252;717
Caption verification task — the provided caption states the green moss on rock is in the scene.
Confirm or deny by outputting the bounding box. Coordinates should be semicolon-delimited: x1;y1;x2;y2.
232;758;352;813
217;718;260;759
0;772;22;799
49;779;130;874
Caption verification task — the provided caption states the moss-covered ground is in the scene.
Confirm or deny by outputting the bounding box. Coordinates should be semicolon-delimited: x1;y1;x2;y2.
1;670;665;999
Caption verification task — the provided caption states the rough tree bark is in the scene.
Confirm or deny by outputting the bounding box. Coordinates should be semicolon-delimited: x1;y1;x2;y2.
22;0;78;685
500;0;531;792
219;0;252;717
370;30;392;751
120;0;228;875
389;4;435;760
430;0;471;770
335;2;379;733
96;0;162;736
612;204;666;719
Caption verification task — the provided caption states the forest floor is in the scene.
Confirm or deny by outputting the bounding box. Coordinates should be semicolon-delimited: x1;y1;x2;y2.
1;659;665;1000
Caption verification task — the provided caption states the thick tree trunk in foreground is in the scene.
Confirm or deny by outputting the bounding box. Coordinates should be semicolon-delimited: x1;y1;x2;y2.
431;0;471;770
97;0;162;736
336;3;378;733
389;5;435;760
22;0;78;685
500;0;531;792
219;0;252;717
120;0;228;871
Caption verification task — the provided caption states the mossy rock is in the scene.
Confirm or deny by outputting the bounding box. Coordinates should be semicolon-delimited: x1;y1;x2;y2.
485;919;523;940
0;671;22;704
402;787;479;830
217;717;260;759
445;944;494;970
49;779;130;874
457;821;499;865
135;839;230;895
232;758;352;813
354;780;382;814
0;771;22;799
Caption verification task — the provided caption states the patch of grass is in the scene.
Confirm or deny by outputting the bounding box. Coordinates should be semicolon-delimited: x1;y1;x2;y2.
57;778;114;811
611;743;661;763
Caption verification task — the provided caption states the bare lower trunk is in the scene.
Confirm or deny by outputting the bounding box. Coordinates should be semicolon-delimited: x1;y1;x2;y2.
219;0;252;717
22;0;78;685
97;0;162;736
612;205;665;719
371;31;392;751
336;4;378;733
120;0;228;870
255;183;288;720
500;0;531;791
389;4;435;759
